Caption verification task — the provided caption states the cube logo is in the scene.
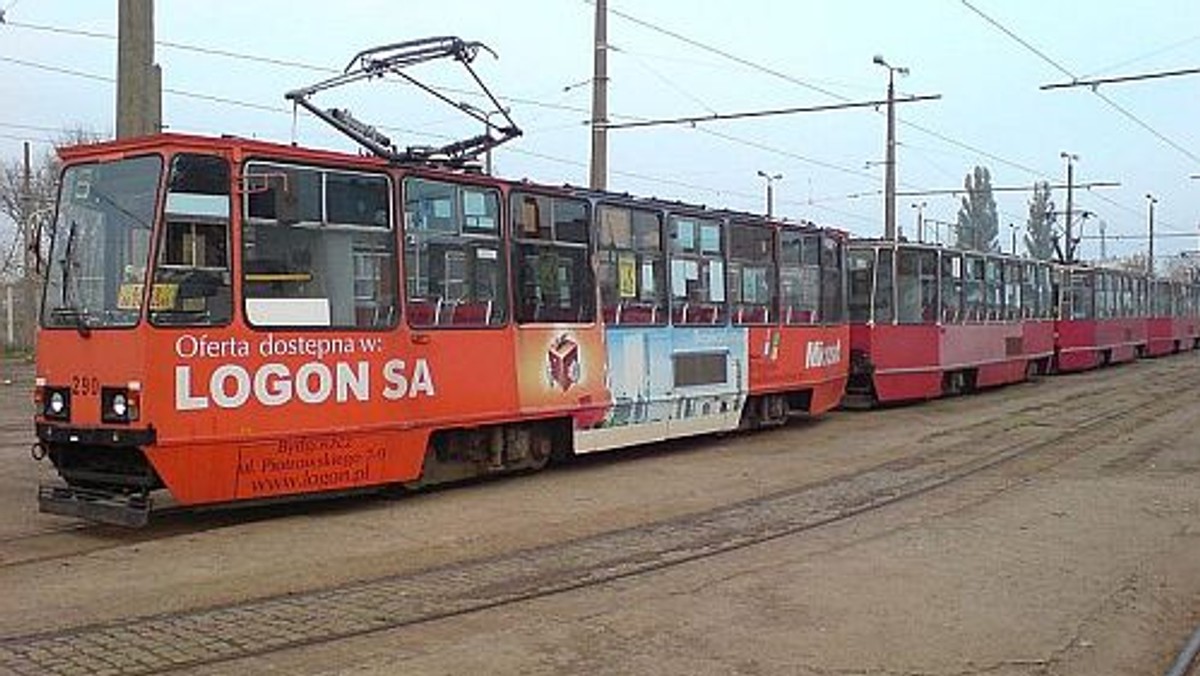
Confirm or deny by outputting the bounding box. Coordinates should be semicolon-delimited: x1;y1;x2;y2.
547;334;581;392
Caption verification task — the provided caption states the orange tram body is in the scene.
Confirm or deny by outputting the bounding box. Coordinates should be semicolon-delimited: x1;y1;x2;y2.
34;134;850;525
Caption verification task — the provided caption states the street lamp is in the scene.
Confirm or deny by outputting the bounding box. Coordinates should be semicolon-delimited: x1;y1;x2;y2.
1060;151;1079;262
911;201;926;242
757;170;782;219
874;54;908;242
1146;193;1157;275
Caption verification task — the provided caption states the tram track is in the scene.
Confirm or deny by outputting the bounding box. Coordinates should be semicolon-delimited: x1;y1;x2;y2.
0;359;1193;675
0;361;1151;572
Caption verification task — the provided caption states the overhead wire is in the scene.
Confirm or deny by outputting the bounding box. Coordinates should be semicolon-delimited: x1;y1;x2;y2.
958;0;1200;166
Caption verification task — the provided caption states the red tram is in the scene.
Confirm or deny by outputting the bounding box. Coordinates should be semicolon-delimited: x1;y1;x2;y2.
1146;278;1200;357
845;240;1055;404
33;133;849;525
1053;265;1148;372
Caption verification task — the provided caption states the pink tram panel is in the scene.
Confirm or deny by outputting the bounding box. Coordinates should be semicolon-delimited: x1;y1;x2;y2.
847;241;1055;404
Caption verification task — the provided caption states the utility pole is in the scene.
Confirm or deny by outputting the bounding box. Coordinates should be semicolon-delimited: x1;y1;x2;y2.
1100;220;1107;260
588;0;608;190
116;0;161;138
1060;152;1078;262
1010;223;1018;255
1146;193;1157;275
912;201;926;242
757;171;781;219
874;55;908;241
20;142;32;349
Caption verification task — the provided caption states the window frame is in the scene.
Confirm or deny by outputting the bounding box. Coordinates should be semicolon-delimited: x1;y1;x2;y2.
241;159;397;331
401;175;507;329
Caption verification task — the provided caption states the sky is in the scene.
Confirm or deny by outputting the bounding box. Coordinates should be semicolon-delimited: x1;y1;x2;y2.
1;0;1198;263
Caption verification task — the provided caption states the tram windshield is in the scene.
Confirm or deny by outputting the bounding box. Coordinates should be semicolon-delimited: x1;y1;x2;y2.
43;155;162;329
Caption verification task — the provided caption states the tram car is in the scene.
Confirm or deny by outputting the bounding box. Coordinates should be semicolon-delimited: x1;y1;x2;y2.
1145;278;1200;357
845;239;1055;405
33;133;849;525
1053;265;1149;372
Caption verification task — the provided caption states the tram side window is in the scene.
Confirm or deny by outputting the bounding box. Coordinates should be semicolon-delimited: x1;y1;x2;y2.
847;249;874;323
1020;263;1036;319
940;252;963;323
670;215;726;325
1069;271;1094;320
875;248;895;324
404;178;506;328
779;231;822;324
819;235;845;324
963;256;985;322
243;162;395;329
512;193;594;324
150;154;232;326
896;249;937;323
1004;261;1021;320
984;258;1004;321
1097;273;1113;319
1038;265;1054;319
596;205;666;325
728;223;776;324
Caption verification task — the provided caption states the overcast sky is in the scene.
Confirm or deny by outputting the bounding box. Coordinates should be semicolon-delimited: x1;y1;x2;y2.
2;0;1197;261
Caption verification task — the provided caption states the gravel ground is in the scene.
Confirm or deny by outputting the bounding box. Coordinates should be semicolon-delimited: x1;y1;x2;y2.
0;355;1197;675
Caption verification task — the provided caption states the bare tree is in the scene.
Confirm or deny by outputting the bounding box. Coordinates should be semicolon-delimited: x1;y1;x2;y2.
0;129;104;349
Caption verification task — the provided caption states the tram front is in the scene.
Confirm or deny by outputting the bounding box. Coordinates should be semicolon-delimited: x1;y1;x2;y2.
34;147;168;525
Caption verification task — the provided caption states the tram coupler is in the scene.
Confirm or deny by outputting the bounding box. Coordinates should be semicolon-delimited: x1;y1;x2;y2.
38;484;151;528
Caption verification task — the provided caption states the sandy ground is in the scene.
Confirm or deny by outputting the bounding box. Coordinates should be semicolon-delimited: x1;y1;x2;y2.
0;354;1197;675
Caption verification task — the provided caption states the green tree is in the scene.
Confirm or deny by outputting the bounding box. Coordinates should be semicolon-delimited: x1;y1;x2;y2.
955;166;998;252
1024;180;1055;260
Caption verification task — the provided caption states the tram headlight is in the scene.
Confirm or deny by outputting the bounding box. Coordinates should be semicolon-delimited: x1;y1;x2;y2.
42;387;70;420
49;392;65;414
101;387;138;423
111;393;128;418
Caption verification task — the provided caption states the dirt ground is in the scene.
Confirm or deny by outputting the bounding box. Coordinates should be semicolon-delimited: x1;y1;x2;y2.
0;354;1197;675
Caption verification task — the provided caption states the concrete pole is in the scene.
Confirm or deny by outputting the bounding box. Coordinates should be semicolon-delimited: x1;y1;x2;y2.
1146;194;1157;276
588;0;608;190
21;143;34;349
884;69;897;241
1061;152;1077;262
117;0;161;138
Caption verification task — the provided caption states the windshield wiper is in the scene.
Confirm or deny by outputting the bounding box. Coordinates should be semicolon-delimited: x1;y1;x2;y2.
60;219;78;306
49;306;92;337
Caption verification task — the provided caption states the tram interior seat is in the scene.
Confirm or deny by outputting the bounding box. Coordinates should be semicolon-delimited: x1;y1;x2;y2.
673;303;722;325
600;302;660;325
407;298;439;326
735;305;769;324
448;300;492;325
784;306;817;324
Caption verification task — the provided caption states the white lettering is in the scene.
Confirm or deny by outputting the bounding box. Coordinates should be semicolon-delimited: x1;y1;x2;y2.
175;365;209;410
295;362;333;404
254;363;292;407
409;358;435;398
382;359;408;401
805;340;843;369
211;365;251;408
173;358;435;410
336;362;370;402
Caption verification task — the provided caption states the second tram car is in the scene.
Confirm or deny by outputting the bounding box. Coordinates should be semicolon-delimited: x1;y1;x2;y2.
846;240;1055;405
1054;265;1149;372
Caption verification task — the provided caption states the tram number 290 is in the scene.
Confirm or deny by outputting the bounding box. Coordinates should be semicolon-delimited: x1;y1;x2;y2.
71;375;100;397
